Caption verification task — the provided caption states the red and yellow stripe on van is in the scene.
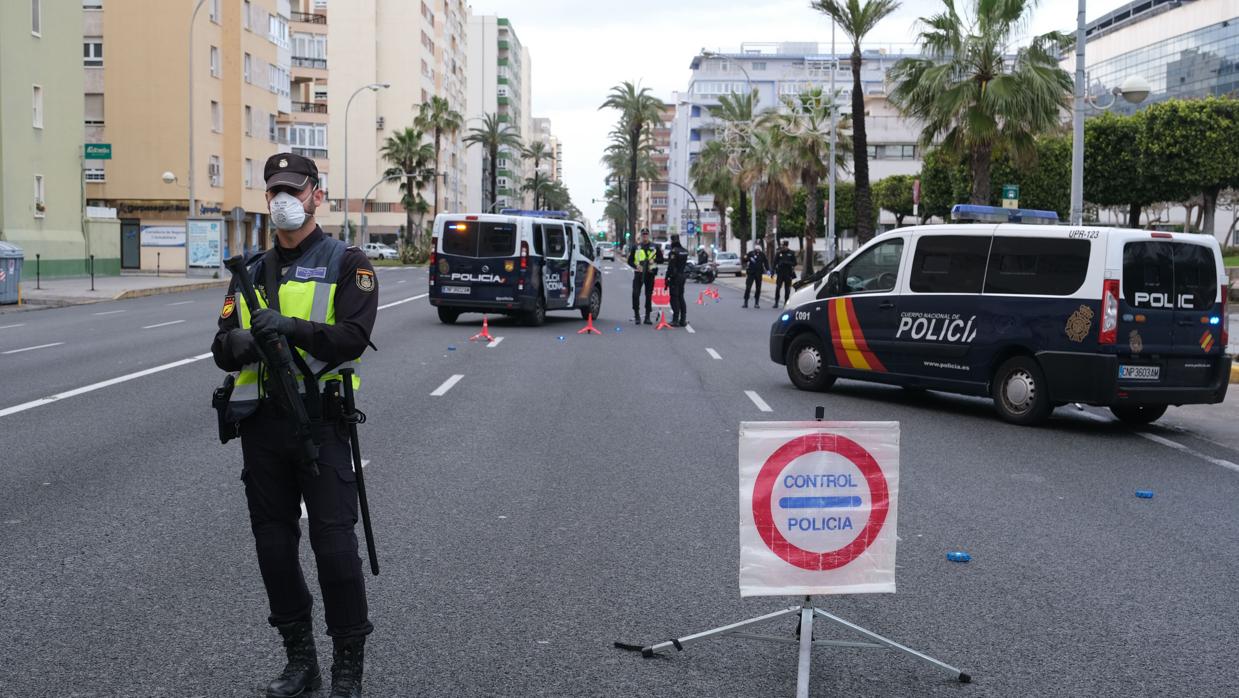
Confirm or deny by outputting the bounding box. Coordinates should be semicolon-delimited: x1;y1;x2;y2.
576;265;597;303
827;298;886;372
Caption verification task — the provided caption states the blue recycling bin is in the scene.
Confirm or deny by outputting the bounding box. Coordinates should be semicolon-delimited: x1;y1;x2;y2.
0;242;23;305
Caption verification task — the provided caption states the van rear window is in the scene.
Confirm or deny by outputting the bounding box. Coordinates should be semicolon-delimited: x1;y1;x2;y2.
984;237;1089;296
1123;241;1216;311
441;221;516;258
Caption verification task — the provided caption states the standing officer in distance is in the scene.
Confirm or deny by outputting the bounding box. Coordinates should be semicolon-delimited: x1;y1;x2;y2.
665;234;690;327
772;240;797;309
211;153;377;698
742;238;770;309
627;229;663;324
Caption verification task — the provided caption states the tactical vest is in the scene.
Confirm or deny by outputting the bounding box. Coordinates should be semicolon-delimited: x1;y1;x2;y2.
635;246;657;269
227;235;361;421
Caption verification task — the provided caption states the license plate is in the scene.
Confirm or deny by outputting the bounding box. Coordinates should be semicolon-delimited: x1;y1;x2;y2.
1119;365;1160;380
441;286;471;295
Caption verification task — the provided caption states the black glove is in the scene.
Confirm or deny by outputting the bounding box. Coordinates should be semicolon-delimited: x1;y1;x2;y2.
226;329;260;365
250;307;297;337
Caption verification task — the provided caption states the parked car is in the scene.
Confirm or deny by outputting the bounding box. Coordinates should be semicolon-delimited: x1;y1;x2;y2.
361;242;398;260
714;251;742;276
600;244;616;261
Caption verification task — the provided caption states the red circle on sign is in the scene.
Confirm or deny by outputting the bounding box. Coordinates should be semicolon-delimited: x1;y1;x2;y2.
752;434;889;571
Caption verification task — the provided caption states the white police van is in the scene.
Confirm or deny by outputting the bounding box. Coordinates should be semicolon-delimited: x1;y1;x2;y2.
770;206;1231;425
429;210;603;326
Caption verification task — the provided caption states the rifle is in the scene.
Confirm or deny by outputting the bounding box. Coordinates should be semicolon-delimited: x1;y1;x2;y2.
339;367;379;576
223;255;319;467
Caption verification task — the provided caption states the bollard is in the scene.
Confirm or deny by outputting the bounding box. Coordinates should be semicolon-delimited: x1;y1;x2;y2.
35;254;40;290
157;251;161;277
90;255;95;291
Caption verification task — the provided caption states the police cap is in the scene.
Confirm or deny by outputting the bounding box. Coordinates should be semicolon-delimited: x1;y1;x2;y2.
264;153;319;191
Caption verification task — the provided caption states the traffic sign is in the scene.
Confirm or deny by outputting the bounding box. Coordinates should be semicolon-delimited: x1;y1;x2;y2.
84;143;112;160
652;277;670;308
1001;183;1019;210
739;421;899;596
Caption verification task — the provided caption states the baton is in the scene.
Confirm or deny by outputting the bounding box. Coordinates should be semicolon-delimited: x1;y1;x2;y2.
339;367;379;576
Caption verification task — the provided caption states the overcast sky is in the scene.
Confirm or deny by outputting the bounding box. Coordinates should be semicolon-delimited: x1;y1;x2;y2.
465;0;1132;223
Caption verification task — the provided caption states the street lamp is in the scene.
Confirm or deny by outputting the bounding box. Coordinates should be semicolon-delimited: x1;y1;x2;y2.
703;50;759;253
188;0;207;219
343;82;391;244
1070;1;1149;225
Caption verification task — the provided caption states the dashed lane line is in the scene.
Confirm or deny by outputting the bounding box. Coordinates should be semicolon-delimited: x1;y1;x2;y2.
0;323;26;330
745;390;773;412
487;337;504;348
378;293;427;311
2;342;64;355
685;324;696;334
1076;409;1239;475
93;310;126;316
430;374;464;397
0;353;213;418
706;348;722;360
142;320;186;330
167;300;195;306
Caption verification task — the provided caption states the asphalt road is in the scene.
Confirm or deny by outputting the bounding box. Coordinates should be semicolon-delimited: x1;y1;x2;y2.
2;263;1238;697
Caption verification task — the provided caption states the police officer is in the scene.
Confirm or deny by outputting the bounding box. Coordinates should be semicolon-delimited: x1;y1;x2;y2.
665;234;690;327
772;240;797;309
742;239;770;309
211;153;377;698
627;229;663;324
696;247;709;265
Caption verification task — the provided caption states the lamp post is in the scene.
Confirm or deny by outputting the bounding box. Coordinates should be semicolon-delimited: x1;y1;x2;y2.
187;0;207;220
343;82;390;244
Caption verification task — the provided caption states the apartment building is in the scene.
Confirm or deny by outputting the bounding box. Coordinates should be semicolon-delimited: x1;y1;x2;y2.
84;0;293;271
281;0;329;205
530;117;562;181
467;15;532;212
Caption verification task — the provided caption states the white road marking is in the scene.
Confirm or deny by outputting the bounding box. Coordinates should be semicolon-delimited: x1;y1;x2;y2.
706;348;722;360
378;293;427;310
142;320;185;330
2;342;64;355
0;352;212;418
430;374;464;397
745;390;773;412
1135;431;1239;474
398;279;407;284
167;300;195;306
685;324;696;334
93;310;126;316
303;459;370;519
487;336;504;348
0;323;26;330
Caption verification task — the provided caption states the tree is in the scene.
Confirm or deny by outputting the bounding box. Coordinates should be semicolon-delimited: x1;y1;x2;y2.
600;82;666;240
873;174;916;226
690;140;739;252
379;126;435;247
987;134;1072;217
522;140;552;174
413;96;463;220
463;112;522;212
917;147;962;223
710;90;760;253
811;0;901;245
522;171;554;210
889;0;1073;205
739;125;797;262
1082;112;1157;228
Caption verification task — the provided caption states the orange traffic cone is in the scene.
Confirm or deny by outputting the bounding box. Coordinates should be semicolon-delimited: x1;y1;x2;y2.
654;311;674;330
469;315;495;342
577;313;602;335
696;291;705;305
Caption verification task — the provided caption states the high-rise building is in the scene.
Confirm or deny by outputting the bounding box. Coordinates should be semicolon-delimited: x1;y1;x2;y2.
1;0;90;277
323;0;468;243
530;117;561;182
467;15;531;212
84;0;293;271
281;1;329;206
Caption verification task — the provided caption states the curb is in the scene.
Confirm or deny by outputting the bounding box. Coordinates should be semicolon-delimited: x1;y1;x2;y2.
114;280;229;300
1231;363;1239;384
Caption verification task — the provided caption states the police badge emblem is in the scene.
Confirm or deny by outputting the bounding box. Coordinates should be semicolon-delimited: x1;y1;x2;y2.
1065;305;1094;343
356;269;375;292
1129;330;1143;354
278;159;288;168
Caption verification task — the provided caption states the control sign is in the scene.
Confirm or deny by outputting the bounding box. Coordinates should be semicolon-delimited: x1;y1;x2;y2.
652;276;671;308
739;421;899;597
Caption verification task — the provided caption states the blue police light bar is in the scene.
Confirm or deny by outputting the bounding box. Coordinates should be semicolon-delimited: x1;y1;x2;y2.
950;204;1059;224
498;209;569;219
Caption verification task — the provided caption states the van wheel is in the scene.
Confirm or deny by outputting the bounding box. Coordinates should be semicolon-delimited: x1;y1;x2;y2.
523;295;546;326
581;286;602;320
786;334;836;392
437;307;460;325
1110;404;1168;425
992;356;1053;425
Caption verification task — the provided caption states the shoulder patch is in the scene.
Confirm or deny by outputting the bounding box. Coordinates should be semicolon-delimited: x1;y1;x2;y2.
220;295;236;319
356;268;375;292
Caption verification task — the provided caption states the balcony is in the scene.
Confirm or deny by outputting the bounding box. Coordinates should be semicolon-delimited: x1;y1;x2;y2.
290;11;326;24
293;146;328;159
292;101;327;114
292;56;327;70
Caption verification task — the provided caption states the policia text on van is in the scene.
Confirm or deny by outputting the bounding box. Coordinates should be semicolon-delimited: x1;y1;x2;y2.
770;208;1230;426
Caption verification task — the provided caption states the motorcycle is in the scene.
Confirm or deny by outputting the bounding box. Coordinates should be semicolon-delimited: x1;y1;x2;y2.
686;261;716;284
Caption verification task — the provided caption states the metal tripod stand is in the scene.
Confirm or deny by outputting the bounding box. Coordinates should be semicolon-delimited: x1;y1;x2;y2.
620;596;970;697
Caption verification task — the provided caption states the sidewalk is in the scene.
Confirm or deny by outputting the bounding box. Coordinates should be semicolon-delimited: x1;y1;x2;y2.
5;272;228;311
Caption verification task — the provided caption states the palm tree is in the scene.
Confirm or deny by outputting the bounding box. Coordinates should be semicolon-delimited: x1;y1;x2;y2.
522;171;554;209
888;0;1073;204
380;126;435;247
600;82;666;241
413;96;463;220
811;0;901;244
709;89;760;251
738;125;797;262
463;112;522;211
690;140;739;252
522;140;552;174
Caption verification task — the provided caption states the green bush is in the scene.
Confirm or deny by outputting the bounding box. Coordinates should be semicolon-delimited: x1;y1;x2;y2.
401;244;430;265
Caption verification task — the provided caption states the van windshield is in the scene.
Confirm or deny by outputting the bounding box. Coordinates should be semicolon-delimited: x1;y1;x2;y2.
441;220;517;258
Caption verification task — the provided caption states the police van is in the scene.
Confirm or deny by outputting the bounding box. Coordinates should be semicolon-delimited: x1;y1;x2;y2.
770;206;1231;425
429;210;603;326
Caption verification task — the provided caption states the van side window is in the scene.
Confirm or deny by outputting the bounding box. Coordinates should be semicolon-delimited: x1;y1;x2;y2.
545;225;567;258
984;237;1089;295
910;235;990;293
533;224;545;256
577;228;595;260
842;238;904;294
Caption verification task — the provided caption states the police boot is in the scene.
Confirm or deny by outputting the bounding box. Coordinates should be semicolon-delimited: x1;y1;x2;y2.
266;621;321;698
643;314;652;325
328;637;365;697
742;300;748;308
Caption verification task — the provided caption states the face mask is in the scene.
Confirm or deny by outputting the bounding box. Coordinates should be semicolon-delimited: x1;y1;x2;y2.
269;190;310;231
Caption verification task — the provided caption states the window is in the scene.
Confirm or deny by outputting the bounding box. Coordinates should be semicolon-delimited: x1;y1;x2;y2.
243;0;251;29
244;105;252;135
578;229;595;260
34;175;45;217
479;223;517;257
244;53;252;83
32;85;43;128
314;87;328;101
543;225;567;259
208;155;222;187
84;38;103;66
1123;242;1218;312
32;0;41;35
1171;244;1217;311
244;159;254;188
268;114;277;142
691;105;701;118
842;238;904;294
910;235;990;294
690;129;701;142
208;0;219;23
442;221;477;256
421;1;435;25
83;0;103;8
984;237;1090;296
210;101;221;132
210;46;220;77
752;61;767;71
84;93;104;126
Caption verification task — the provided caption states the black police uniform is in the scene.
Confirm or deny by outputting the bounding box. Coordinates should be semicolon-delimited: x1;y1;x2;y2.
773;246;797;308
743;247;770;308
697;248;709;265
665;240;690;326
627;240;664;323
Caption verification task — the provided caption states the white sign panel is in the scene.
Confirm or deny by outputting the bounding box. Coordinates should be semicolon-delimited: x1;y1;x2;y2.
739;421;899;597
187;218;223;267
140;226;186;247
